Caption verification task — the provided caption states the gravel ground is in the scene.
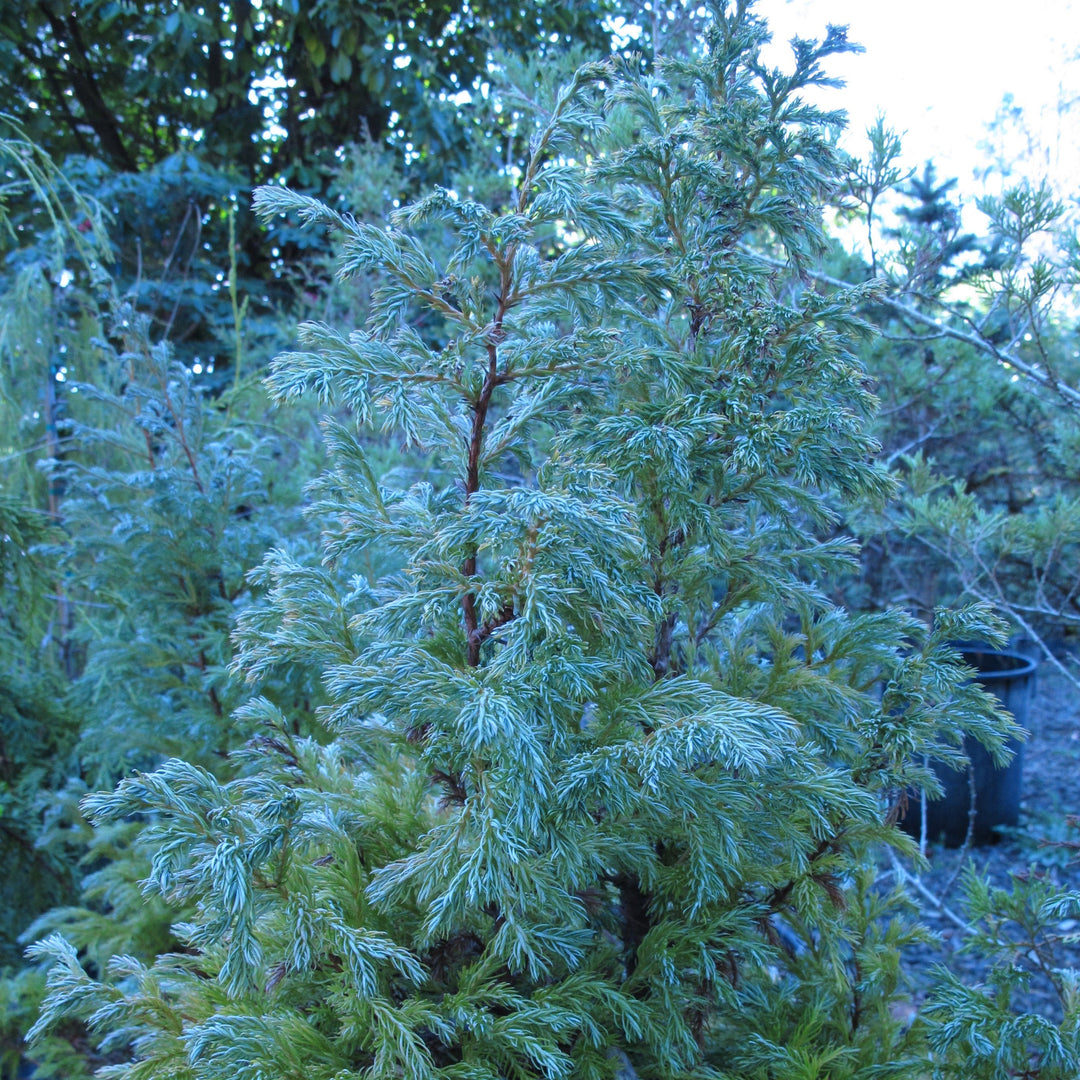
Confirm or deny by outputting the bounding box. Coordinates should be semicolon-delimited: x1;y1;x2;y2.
892;662;1080;1021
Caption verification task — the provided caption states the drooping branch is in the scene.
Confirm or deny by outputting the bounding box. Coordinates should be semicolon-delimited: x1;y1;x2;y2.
745;249;1080;412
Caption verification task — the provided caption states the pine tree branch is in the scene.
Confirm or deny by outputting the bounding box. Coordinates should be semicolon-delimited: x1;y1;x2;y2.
35;2;138;172
145;355;204;495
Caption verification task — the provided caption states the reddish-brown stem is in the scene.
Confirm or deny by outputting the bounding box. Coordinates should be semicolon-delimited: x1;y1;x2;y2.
461;259;512;667
141;427;157;470
154;366;205;494
468;602;516;651
196;648;224;720
766;837;837;911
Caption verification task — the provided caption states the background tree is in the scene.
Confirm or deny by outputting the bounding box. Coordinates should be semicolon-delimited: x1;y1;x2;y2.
834;120;1080;683
1;0;616;182
0;121;329;1076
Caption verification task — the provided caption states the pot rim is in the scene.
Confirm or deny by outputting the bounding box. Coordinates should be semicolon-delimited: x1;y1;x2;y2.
954;644;1039;681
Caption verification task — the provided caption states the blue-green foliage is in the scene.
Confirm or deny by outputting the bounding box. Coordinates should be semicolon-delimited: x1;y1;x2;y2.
48;312;301;776
22;5;1069;1079
0;338;331;1078
0;128;110;974
0;123;332;1077
922;864;1080;1079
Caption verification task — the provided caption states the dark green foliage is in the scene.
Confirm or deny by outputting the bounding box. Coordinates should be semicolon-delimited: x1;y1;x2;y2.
0;501;77;968
0;136;296;382
0;0;621;384
1;0;616;183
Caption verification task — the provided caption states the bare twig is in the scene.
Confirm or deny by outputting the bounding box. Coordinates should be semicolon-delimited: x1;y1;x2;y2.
887;849;973;939
937;766;978;902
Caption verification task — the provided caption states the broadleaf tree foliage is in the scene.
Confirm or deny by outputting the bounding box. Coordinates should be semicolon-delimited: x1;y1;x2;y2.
25;4;1076;1078
0;0;622;381
0;0;616;182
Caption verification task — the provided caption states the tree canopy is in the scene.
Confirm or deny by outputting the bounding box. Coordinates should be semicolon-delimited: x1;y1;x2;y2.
2;0;616;183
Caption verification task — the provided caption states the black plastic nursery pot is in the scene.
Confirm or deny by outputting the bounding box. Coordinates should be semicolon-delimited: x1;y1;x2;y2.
903;647;1037;848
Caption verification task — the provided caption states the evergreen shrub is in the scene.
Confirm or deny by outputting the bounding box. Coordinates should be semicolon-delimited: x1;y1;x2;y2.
26;5;1078;1078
